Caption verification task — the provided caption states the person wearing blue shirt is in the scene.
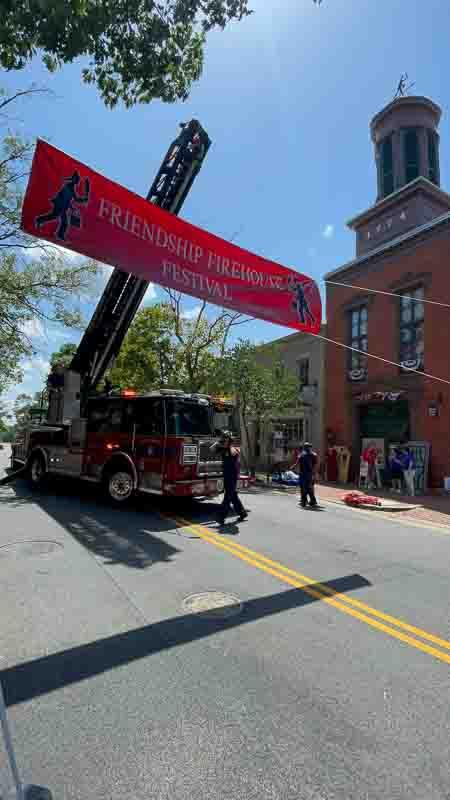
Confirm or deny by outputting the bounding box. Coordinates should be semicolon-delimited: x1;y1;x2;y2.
293;442;318;508
211;431;248;526
400;447;416;496
389;449;404;493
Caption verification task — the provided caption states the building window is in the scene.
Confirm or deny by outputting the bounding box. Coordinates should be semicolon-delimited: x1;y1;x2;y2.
399;287;424;368
428;130;438;185
380;135;394;196
298;358;310;387
272;418;304;448
404;128;420;183
349;306;368;371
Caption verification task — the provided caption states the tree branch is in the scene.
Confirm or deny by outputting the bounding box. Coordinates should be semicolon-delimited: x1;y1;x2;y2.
0;88;51;113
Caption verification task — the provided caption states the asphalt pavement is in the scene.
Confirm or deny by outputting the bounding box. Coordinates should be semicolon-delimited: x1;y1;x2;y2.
0;445;449;800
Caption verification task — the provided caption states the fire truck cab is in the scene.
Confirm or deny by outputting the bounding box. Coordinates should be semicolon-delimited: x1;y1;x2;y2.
11;386;237;503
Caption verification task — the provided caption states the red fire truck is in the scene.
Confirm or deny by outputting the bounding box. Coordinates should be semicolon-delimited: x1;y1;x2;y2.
11;389;238;503
10;120;241;503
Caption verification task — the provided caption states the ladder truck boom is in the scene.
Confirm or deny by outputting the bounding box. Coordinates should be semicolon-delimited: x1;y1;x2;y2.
69;120;211;411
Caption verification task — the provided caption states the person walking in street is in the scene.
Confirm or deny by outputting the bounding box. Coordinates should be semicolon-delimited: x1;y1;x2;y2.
293;442;318;508
211;431;248;526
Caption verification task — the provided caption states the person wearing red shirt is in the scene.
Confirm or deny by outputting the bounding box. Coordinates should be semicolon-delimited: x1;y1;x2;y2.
362;443;378;489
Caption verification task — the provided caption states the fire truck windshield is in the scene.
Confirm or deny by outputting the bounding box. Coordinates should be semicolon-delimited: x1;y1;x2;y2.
166;399;212;437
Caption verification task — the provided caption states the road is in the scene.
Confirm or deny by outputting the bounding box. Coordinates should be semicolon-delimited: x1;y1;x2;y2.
0;445;449;800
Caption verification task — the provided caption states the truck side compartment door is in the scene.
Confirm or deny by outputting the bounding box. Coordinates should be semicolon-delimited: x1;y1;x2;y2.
133;398;165;493
84;399;132;479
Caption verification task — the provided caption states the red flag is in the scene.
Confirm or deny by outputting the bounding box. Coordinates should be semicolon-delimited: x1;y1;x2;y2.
21;140;322;332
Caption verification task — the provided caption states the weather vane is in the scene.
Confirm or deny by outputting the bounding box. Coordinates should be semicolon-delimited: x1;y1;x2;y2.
394;73;415;99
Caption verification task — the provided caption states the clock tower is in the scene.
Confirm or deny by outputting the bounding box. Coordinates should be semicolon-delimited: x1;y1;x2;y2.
347;95;450;256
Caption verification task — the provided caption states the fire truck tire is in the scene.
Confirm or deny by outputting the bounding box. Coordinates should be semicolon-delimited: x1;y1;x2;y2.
27;452;47;488
104;466;134;505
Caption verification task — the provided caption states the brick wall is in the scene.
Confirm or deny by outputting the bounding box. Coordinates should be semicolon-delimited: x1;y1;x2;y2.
324;222;450;487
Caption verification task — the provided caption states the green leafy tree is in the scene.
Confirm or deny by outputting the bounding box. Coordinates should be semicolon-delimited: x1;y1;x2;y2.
49;342;78;369
0;87;97;395
109;294;247;393
222;339;299;472
107;304;177;393
12;391;44;427
0;398;13;439
0;1;252;108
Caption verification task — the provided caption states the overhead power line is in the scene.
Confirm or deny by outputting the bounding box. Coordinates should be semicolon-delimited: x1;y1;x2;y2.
324;280;450;309
312;332;450;387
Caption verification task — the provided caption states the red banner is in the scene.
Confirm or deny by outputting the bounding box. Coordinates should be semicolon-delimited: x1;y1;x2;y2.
21;140;321;333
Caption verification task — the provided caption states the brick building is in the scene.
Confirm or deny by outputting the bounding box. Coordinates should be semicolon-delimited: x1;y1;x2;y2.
324;95;450;491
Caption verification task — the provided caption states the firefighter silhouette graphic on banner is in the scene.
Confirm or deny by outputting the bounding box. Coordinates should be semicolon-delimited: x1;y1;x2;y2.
287;276;316;326
35;171;90;241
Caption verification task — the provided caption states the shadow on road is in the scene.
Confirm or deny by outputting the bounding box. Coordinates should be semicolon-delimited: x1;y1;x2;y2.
0;478;181;569
1;573;371;708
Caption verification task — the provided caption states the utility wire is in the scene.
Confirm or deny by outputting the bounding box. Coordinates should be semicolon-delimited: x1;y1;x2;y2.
324;280;450;309
311;332;450;387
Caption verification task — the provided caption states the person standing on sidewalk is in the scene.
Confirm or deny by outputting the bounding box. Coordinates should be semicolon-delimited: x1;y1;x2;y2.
362;441;378;490
294;442;318;508
389;448;404;493
211;432;248;525
400;447;416;496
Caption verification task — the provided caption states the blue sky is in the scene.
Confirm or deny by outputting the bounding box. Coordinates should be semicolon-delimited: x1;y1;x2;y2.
2;0;449;407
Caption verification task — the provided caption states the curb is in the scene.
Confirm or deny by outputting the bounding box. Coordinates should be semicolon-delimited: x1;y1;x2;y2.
327;499;421;513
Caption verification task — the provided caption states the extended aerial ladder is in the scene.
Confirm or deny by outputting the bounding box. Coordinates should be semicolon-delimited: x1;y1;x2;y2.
66;119;211;415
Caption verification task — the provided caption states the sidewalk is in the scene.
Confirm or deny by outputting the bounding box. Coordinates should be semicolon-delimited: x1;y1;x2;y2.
247;474;450;531
316;481;450;530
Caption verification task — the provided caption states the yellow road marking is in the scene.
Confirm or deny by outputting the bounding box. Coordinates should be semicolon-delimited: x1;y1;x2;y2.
164;513;450;666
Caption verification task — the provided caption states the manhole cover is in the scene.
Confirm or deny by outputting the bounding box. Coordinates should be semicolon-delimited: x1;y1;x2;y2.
0;540;63;559
182;591;243;619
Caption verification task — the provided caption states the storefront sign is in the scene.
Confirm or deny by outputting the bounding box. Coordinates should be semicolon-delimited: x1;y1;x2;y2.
21;140;322;333
355;391;404;403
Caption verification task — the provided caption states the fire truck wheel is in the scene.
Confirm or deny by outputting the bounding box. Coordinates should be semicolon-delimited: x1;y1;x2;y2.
105;467;134;504
28;453;47;488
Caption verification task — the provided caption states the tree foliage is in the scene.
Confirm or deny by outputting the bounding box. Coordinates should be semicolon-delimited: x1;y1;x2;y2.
221;339;299;470
0;397;13;438
108;293;247;393
0;87;97;395
49;342;78;369
0;1;252;108
12;391;43;426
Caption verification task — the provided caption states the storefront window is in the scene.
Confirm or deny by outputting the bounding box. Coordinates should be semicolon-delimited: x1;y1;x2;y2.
399;287;424;367
349;306;368;372
271;418;304;447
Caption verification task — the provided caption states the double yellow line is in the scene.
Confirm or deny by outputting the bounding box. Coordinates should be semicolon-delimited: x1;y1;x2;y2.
167;513;450;666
